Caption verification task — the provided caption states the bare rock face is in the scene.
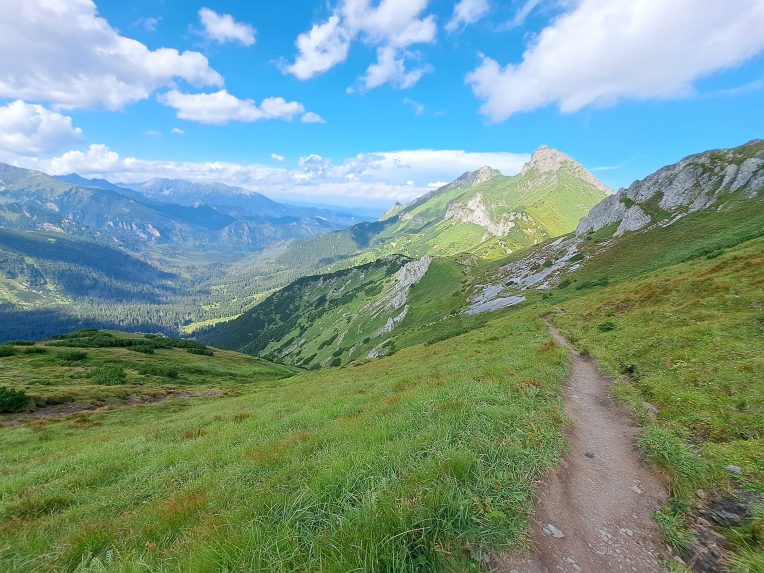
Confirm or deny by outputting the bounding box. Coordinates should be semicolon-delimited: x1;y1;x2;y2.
615;205;651;236
522;145;612;195
445;166;502;190
577;140;764;237
377;256;432;312
444;193;529;237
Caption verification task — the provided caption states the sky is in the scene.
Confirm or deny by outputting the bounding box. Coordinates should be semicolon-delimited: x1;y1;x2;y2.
0;0;763;209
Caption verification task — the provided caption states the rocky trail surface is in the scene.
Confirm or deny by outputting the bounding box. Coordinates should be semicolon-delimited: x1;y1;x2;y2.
496;321;670;572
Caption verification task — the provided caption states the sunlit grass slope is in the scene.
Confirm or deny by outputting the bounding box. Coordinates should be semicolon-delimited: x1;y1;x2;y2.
0;309;568;572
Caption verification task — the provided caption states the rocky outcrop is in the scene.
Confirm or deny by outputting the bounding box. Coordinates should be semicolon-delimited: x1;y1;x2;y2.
614;205;651;237
522;146;612;195
375;256;432;313
444;166;502;190
577;140;764;237
444;193;531;237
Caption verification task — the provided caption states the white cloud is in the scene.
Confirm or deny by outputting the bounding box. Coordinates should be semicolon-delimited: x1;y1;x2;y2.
158;90;308;125
135;16;161;32
21;144;529;208
171;128;185;136
357;46;431;91
0;0;223;110
505;0;546;29
446;0;490;33
0;100;82;156
271;153;285;162
145;129;162;137
468;0;764;122
198;8;255;46
285;0;436;90
301;112;326;124
403;97;426;116
284;15;351;80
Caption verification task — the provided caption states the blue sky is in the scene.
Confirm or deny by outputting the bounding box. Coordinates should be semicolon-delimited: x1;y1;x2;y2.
0;0;763;208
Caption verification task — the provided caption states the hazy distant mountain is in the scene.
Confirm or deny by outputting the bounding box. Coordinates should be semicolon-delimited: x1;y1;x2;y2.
0;164;366;254
124;178;365;228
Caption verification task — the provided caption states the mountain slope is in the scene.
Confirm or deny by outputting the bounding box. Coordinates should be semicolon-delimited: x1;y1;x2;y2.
1;164;364;254
204;141;763;373
273;146;610;273
200;255;473;368
126;178;365;228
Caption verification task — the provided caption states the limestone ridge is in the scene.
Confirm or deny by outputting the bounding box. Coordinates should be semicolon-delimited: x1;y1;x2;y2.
522;145;612;195
577;140;764;237
443;166;502;190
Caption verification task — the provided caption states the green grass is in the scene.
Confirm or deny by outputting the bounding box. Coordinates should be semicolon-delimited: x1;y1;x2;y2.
550;235;763;567
0;309;569;572
0;333;298;409
552;238;763;494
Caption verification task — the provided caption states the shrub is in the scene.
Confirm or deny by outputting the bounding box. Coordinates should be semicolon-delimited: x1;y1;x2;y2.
0;386;31;412
0;345;17;357
5;340;34;346
56;350;87;363
23;347;47;355
128;344;155;354
136;364;179;379
574;276;609;290
557;279;572;289
329;357;342;367
187;348;213;356
569;253;585;262
597;321;616;332
91;365;127;385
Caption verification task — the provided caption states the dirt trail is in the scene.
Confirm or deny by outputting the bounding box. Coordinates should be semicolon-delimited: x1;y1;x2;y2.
496;322;669;572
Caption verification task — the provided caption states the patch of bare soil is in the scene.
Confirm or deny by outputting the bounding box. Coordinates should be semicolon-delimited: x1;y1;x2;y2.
495;322;670;572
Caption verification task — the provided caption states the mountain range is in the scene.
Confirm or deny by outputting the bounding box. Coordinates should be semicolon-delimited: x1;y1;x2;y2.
2;140;762;571
0;164;366;254
200;140;763;367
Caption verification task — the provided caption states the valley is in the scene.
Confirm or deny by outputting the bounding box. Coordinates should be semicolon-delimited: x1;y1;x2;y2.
0;140;762;572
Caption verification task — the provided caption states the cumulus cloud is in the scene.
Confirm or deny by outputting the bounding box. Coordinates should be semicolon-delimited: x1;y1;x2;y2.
0;0;223;110
20;144;529;208
446;0;490;33
301;112;326;124
468;0;764;122
0;100;82;156
356;46;431;91
284;15;351;80
285;0;436;90
158;90;308;125
271;153;285;162
198;8;255;46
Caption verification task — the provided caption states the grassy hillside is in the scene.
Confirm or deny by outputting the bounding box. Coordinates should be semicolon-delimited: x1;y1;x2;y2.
0;330;297;412
201;256;476;368
1;213;761;570
0;309;569;572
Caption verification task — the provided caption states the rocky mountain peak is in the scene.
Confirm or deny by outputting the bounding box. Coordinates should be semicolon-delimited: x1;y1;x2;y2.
521;145;576;175
448;165;502;189
521;146;611;195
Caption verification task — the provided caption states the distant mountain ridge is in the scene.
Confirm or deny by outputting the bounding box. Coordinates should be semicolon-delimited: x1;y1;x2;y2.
271;146;610;275
0;163;366;254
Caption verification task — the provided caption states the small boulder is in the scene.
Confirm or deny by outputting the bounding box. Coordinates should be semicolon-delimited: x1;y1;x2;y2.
542;524;565;538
